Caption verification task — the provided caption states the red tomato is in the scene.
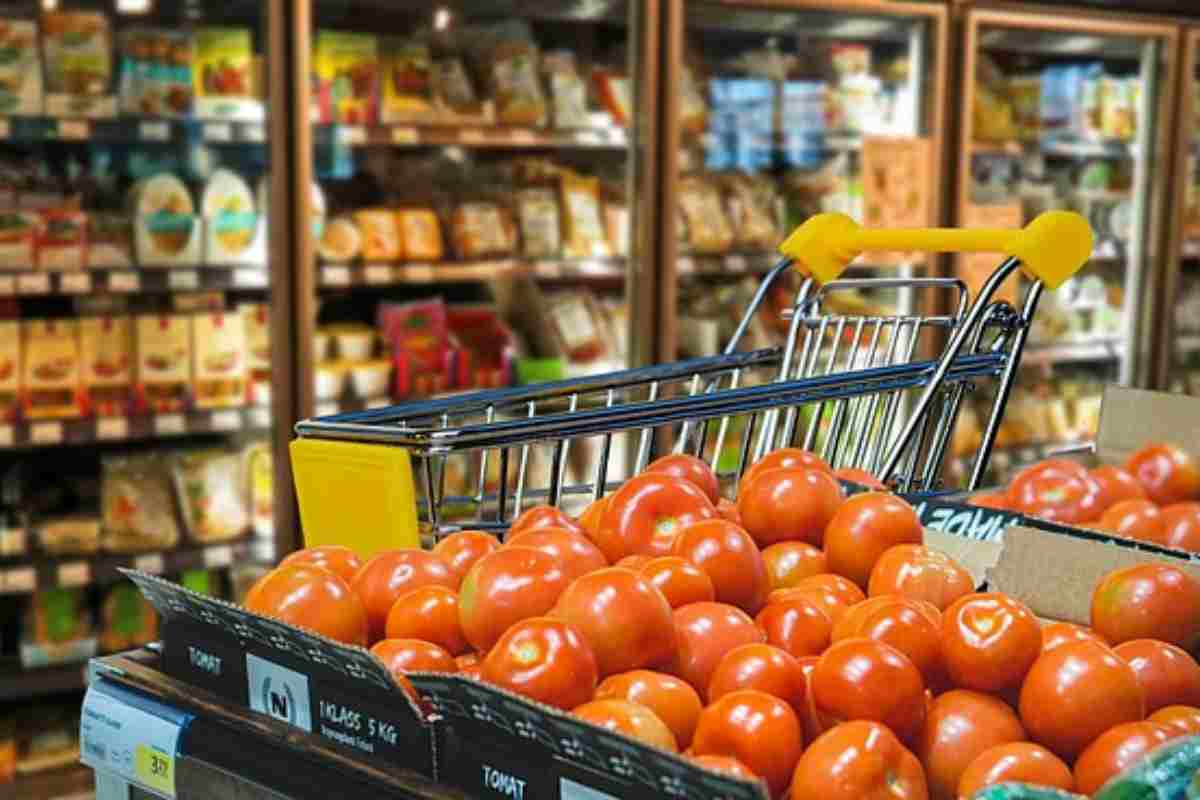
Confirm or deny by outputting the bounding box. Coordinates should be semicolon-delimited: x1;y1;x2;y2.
384;585;468;655
458;661;483;681
941;592;1041;692
1018;639;1145;760
505;527;608;582
1091;563;1200;650
812;637;927;744
1114;639;1200;712
957;742;1075;798
969;493;1010;511
756;594;833;659
670;602;765;694
791;721;927;800
736;467;843;548
644;453;721;504
690;754;759;782
1007;459;1090;507
351;549;457;641
868;544;974;611
509;504;585;538
794;656;829;744
480;617;597;710
639;556;715;609
716;497;742;526
246;564;368;646
767;579;856;628
370;638;456;676
458;546;569;652
1008;460;1102;524
1096;499;1166;543
615;554;653;571
708;643;807;712
832;595;902;642
595;670;702;750
595;473;717;562
454;651;482;671
1041;621;1107;653
833;467;888;490
856;599;944;688
431;531;501;586
761;541;827;592
824;492;923;589
1148;705;1200;736
742;448;833;489
691;689;804;798
573;698;678;752
1162;502;1200;552
916;690;1026;800
781;573;866;607
1091;464;1148;511
280;545;363;585
552;567;675;677
576;495;610;539
1125;443;1200;506
1073;721;1175;796
672;519;769;613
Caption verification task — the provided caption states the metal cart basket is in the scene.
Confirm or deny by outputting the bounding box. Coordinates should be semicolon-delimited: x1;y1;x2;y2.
292;211;1093;545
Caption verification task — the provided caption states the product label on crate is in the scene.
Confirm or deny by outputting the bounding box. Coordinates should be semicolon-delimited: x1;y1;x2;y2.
247;653;313;732
908;497;1023;542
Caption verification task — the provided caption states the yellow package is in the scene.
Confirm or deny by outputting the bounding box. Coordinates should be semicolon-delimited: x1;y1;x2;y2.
354;209;402;262
22;320;80;419
192;311;246;409
396;208;443;262
0;321;18;421
80;315;133;418
560;173;611;259
136;314;191;413
677;176;733;254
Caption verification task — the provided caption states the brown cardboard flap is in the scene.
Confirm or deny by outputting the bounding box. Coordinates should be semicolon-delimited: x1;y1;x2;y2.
1097;386;1200;464
924;529;1003;588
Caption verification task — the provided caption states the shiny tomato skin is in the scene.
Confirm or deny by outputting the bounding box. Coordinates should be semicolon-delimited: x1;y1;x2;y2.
670;602;765;694
457;546;569;652
868;544;974;611
1162;502;1200;552
595;473;717;563
1007;459;1102;524
916;689;1026;800
1018;639;1145;760
781;573;865;607
857;600;944;689
1114;639;1200;712
767;583;851;627
481;617;597;710
644;453;721;504
577;494;610;537
761;541;827;592
1125;443;1200;506
708;643;807;711
1097;499;1166;543
791;720;928;800
1091;465;1149;511
552;567;675;677
1091;563;1200;650
384;585;468;655
689;754;759;782
742;448;832;489
833;467;887;491
615;554;653;571
1007;459;1090;508
672;519;769;613
280;545;363;585
595;670;703;750
505;527;608;582
756;595;833;659
431;531;501;586
1041;621;1107;653
824;492;924;589
1148;705;1200;736
969;493;1010;511
639;556;715;609
509;504;585;538
737;467;843;548
1073;721;1176;796
691;689;804;798
812;637;927;744
831;595;903;642
794;656;829;744
370;638;457;675
351;549;457;641
941;592;1041;692
246;564;369;646
572;698;678;752
957;742;1075;799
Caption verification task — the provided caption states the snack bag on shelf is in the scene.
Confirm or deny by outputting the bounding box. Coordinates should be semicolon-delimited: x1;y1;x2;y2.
239;303;270;406
98;582;158;653
354;209;403;262
720;175;777;252
135;314;191;413
1009;74;1041;141
542;50;588;129
86;213;133;269
0;211;38;269
37;515;100;556
432;56;485;122
41;11;115;118
560;172;610;259
313;30;379;125
677;175;733;254
480;23;545;126
396;208;443;262
592;68;631;127
117;28;194;117
380;37;433;123
80;315;132;417
22;319;80;419
244;440;273;539
191;310;246;409
603;200;629;258
0;19;43;115
974;56;1015;143
101;453;180;553
194;27;259;120
544;290;611;364
1101;76;1138;142
173;449;249;543
449;201;515;260
447;305;515;390
37;209;85;270
23;589;93;651
378;298;450;397
516;187;561;259
0;320;18;422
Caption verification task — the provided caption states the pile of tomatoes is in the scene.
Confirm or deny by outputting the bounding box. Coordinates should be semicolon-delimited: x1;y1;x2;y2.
243;448;1200;799
971;443;1200;552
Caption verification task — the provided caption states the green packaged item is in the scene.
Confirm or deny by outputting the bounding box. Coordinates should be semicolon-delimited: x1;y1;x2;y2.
972;783;1085;800
1094;735;1200;800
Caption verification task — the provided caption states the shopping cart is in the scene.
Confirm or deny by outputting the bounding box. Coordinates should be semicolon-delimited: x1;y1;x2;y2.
292;211;1093;547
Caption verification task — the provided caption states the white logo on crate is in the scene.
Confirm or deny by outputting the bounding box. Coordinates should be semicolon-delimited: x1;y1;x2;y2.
246;653;312;732
482;765;527;799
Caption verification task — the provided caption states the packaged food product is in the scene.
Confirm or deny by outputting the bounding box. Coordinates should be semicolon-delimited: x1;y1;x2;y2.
245;440;273;538
679;66;708;135
604;202;629;258
348;359;391;398
25;589;91;645
313;30;379;125
380;38;433;123
135;314;191;413
239;303;269;404
593;70;631;127
86;213;132;269
516;187;561;258
378;299;449;397
677;176;733;254
328;323;374;360
41;12;114;118
131;173;199;263
831;43;871;78
117;28;193;117
396;208;443;262
542;50;588;128
0;19;43;115
1080;69;1103;141
722;176;777;251
839;74;883;134
1010;75;1041;141
544;291;609;363
0;320;18;420
318;216;361;262
354;209;402;262
486;33;545;126
0;211;38;268
173;450;249;543
80;315;132;417
446;306;514;390
560;173;610;259
1101;76;1138;141
98;583;158;653
450;202;514;259
22;319;80;419
37;209;85;270
192;311;246;409
202;168;257;260
432;57;481;119
101;453;180;553
36;515;98;555
194;28;257;119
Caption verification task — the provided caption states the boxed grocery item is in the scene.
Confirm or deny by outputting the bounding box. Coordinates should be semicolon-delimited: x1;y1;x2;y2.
354;209;402;262
173;449;249;542
516;187;561;258
395;208;442;262
191;310;246;409
0;18;43;115
117;28;193;117
378;299;450;397
542;50;588;129
20;588;96;668
194;28;260;120
99;582;158;653
132;173;202;266
543;290;611;364
239;303;270;405
0;320;18;421
80;315;133;417
560;172;611;259
135;314;191;413
21;319;81;419
482;25;545;126
449;201;514;260
0;211;38;268
36;515;100;555
203;168;264;264
313;30;379;125
245;440;273;538
379;37;434;124
37;209;85;270
101;453;180;553
40;11;115;118
446;306;515;390
86;213;133;268
677;176;734;254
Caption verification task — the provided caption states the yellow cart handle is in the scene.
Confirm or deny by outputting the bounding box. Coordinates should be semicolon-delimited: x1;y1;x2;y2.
778;210;1093;289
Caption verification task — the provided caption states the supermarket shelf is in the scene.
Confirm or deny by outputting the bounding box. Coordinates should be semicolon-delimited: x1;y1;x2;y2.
0;114;265;146
0;764;93;800
1022;339;1123;366
971;137;1134;159
0;538;253;596
317;257;627;288
0;661;89;702
0;406;272;451
677;251;780;277
314;122;628;150
0;266;269;297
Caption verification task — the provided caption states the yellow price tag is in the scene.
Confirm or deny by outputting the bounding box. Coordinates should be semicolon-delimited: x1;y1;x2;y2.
135;744;175;797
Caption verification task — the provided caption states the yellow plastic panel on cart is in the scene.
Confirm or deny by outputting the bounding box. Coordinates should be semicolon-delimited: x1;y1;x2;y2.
779;210;1092;289
290;438;420;557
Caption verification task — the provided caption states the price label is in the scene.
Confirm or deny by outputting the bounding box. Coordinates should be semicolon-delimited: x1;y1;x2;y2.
154;414;186;436
17;272;49;294
139;121;171;142
31;421;62;445
57;561;90;588
211;409;240;431
0;425;11;447
725;255;748;272
96;417;129;441
57;119;89;140
2;567;35;593
203;122;233;143
0;275;13;295
203;545;233;568
134;744;175;795
338;125;367;146
0;118;10;140
243;124;266;143
234;269;268;288
575;130;603;146
167;270;199;291
401;263;434;283
459;128;486;144
390;126;418;145
364;265;392;284
134;553;165;575
81;682;192;799
109;271;140;292
248;407;271;429
508;129;537;145
60;272;91;294
322;265;351;287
